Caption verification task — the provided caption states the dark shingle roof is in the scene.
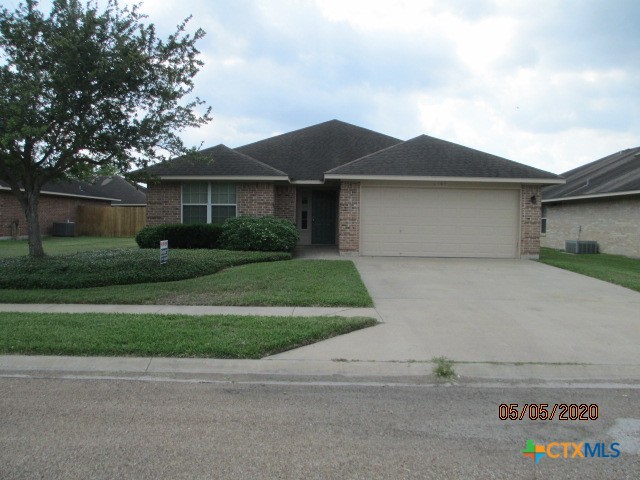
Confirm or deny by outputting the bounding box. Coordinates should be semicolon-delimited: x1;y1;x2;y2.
236;120;402;181
143;144;288;178
543;147;640;201
0;179;115;200
327;134;562;180
93;176;147;205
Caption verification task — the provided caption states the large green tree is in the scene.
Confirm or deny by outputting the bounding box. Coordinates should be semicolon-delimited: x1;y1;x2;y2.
0;0;211;256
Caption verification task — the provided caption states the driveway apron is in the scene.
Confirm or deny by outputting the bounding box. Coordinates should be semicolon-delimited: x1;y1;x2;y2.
271;257;640;366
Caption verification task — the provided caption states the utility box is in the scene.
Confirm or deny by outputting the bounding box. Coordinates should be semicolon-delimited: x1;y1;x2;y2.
52;222;76;237
565;240;598;254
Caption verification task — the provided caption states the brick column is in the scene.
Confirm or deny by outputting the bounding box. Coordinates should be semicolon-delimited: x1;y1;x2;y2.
145;181;181;226
274;186;296;222
338;181;360;254
237;183;275;216
520;184;542;259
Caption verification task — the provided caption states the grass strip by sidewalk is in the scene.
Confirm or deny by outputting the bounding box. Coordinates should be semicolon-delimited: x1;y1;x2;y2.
538;247;640;293
0;259;373;307
0;312;377;359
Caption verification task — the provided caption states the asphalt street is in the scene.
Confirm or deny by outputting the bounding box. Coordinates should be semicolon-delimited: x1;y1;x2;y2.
1;374;638;479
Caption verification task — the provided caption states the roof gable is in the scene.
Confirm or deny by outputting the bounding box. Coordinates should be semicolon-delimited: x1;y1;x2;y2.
543;147;640;200
327;134;561;181
142;144;288;178
235;120;402;181
94;176;147;205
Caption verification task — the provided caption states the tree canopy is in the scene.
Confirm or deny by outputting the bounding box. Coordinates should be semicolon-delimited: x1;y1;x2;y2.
0;0;211;256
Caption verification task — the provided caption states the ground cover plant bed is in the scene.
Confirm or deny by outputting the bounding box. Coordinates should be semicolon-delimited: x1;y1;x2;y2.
0;249;290;289
0;260;373;307
0;312;377;358
538;247;640;293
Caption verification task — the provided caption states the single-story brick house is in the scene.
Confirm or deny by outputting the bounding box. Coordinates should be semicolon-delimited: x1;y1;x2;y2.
542;147;640;258
143;120;563;258
0;179;116;238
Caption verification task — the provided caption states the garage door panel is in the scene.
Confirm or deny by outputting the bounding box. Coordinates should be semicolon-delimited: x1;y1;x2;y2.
361;186;519;258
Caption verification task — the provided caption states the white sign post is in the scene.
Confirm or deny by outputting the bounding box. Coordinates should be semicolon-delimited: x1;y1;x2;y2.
160;240;169;265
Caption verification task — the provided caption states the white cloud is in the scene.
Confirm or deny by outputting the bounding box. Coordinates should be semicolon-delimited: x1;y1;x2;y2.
27;0;640;172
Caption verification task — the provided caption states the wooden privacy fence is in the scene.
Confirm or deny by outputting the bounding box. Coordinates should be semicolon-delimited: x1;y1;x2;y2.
77;206;146;237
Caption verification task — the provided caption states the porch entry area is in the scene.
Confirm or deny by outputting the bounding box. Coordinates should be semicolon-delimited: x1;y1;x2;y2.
296;187;338;245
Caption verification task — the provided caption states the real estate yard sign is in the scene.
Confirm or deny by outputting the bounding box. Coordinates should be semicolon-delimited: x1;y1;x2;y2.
160;240;168;265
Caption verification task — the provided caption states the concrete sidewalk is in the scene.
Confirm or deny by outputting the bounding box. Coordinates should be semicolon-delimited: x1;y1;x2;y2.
3;303;637;381
0;303;379;319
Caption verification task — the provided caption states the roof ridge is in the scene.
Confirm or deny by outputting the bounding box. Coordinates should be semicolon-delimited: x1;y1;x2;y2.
205;144;289;176
236;119;401;150
226;146;289;177
325;138;409;174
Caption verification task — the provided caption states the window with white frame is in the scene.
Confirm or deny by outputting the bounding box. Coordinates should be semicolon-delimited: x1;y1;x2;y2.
182;182;208;224
182;183;237;225
211;183;237;224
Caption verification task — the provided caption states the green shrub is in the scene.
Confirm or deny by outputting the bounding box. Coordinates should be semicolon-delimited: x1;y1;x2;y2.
220;216;299;252
136;224;222;249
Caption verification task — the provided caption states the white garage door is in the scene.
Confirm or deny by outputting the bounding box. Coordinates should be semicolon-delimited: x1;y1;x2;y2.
361;186;520;258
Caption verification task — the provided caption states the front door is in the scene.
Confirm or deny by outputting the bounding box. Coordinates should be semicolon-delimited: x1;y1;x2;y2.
311;190;337;244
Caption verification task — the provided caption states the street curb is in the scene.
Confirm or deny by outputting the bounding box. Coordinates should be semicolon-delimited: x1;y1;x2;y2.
1;355;639;383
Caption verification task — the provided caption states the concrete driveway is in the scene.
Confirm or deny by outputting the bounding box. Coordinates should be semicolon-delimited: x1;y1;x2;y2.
273;257;640;368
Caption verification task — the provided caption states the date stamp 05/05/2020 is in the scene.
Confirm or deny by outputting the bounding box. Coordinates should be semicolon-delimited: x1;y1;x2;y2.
498;403;599;421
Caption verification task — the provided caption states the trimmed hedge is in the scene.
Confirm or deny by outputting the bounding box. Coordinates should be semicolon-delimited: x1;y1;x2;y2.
136;224;222;249
219;216;299;252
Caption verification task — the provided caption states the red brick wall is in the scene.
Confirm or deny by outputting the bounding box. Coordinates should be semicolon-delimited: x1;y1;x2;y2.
146;182;181;226
0;190;111;237
146;181;281;225
338;181;360;253
237;183;275;216
274;186;296;222
520;184;542;258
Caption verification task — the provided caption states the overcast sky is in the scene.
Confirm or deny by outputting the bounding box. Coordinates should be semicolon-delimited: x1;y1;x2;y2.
28;0;640;174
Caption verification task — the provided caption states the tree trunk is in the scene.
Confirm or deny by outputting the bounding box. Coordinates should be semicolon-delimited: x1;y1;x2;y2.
23;189;45;257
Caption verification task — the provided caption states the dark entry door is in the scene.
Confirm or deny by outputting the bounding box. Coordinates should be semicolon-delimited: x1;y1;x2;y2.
311;190;337;244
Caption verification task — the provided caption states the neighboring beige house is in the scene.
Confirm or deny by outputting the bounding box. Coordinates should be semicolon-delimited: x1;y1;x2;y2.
142;120;563;259
542;147;640;258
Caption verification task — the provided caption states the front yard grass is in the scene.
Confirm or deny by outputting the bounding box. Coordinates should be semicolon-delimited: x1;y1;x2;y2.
0;259;374;307
538;247;640;293
0;312;377;358
0;236;136;258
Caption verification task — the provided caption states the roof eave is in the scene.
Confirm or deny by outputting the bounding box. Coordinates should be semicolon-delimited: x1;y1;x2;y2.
0;185;117;202
289;180;325;185
324;174;565;185
156;175;291;182
542;189;640;203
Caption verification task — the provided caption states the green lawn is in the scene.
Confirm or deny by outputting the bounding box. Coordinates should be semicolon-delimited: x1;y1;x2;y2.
0;259;373;307
0;312;377;358
538;247;640;293
0;236;136;258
